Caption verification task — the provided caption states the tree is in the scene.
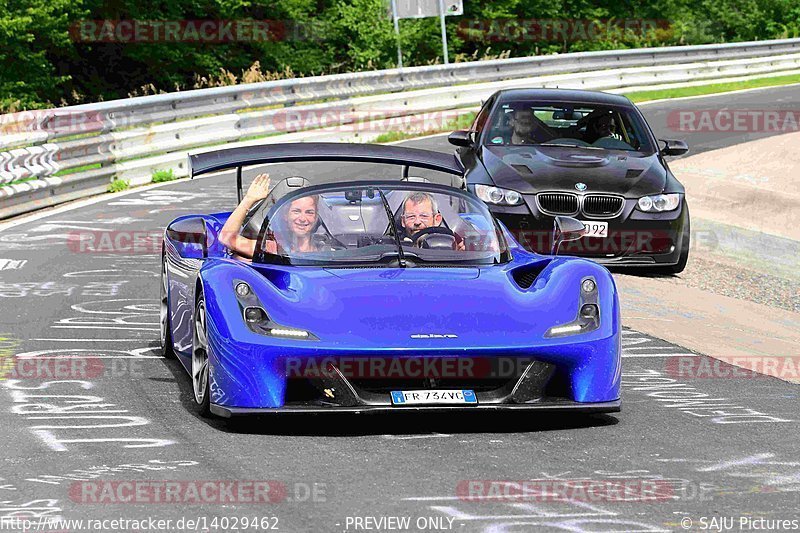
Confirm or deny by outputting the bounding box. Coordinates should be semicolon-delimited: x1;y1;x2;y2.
0;0;83;110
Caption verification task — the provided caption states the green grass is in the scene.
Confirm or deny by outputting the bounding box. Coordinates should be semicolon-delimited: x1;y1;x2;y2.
374;111;477;143
624;73;800;103
0;176;39;189
373;130;419;143
107;178;130;193
151;168;176;183
53;162;102;177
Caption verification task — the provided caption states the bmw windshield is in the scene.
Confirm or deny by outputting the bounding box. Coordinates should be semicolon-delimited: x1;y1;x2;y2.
484;100;656;153
253;182;509;266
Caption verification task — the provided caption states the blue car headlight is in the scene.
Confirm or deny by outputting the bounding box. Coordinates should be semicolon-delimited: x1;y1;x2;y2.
475;184;524;206
637;193;681;212
545;276;600;338
233;281;317;340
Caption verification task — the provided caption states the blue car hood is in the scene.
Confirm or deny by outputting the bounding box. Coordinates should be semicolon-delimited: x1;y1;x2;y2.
248;264;576;350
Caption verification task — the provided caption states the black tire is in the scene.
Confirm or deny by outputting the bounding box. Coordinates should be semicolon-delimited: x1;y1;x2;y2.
650;205;690;275
192;293;212;417
159;254;176;358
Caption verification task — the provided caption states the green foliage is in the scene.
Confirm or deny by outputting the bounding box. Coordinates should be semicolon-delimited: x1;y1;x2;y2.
624;72;800;102
374;111;477;143
107;178;130;193
151;168;176;183
0;0;86;111
2;0;799;111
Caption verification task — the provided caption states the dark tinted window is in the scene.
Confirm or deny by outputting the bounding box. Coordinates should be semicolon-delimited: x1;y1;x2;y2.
484;100;655;153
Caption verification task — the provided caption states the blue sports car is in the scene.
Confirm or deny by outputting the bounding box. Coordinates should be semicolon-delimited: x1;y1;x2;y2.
160;143;621;417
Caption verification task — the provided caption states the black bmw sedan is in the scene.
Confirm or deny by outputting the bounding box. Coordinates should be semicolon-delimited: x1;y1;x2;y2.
450;88;690;273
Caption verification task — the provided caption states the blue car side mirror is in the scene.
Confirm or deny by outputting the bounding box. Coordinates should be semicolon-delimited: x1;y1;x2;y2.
551;216;586;255
166;217;207;259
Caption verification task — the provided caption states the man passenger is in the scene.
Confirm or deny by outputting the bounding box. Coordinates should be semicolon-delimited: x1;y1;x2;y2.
399;192;464;250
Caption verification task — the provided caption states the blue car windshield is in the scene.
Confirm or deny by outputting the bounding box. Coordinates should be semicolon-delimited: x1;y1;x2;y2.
253;184;508;266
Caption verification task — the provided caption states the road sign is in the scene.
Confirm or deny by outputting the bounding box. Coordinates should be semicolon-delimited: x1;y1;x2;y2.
395;0;463;20
390;0;463;67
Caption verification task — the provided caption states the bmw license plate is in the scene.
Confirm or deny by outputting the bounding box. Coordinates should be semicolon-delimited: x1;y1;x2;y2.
391;390;477;405
580;220;608;238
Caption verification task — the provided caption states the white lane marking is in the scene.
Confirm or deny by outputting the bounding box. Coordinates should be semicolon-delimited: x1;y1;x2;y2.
625;346;678;350
0;175;227;232
50;326;158;331
31;431;175;451
15;347;161;358
405;496;510;501
424;506;610;519
31;338;146;342
510;500;616;518
0;259;27;270
17;355;161;359
382;433;452;440
697;454;776;472
27;415;151;429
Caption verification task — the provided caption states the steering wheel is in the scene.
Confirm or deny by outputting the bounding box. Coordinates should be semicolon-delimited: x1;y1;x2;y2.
313;233;348;251
411;226;457;249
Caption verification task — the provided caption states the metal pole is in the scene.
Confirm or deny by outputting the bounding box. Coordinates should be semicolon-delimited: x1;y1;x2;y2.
391;0;403;68
438;0;449;64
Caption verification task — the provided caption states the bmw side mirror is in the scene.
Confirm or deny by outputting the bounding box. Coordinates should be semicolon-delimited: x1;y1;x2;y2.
448;130;474;148
551;216;586;255
166;217;208;259
659;139;689;157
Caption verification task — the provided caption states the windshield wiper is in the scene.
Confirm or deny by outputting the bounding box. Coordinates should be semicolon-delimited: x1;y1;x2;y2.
377;188;406;268
539;143;603;150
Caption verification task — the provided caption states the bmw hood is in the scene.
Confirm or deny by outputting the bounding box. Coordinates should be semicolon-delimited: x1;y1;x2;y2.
481;145;669;197
251;265;576;349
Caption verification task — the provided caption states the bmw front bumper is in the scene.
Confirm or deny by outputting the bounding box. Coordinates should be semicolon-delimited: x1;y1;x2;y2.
491;195;688;267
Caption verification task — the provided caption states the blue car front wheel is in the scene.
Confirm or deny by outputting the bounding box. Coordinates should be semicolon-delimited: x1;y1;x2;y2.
159;253;175;359
192;293;212;417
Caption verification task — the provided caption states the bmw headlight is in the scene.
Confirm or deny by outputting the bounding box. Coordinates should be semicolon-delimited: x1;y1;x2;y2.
475;184;524;206
637;193;681;212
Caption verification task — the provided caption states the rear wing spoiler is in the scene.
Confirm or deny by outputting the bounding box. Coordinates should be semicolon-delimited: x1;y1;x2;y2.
188;142;466;202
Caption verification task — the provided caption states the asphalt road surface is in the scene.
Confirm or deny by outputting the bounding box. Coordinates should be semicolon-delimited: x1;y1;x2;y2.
0;87;797;533
636;83;800;156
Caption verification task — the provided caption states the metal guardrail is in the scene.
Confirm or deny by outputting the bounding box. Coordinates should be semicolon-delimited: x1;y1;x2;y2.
2;38;800;219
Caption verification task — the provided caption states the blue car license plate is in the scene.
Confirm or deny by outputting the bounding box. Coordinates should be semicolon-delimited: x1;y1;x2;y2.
390;390;477;405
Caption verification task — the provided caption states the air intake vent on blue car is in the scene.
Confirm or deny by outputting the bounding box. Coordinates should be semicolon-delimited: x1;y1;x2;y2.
511;260;550;290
